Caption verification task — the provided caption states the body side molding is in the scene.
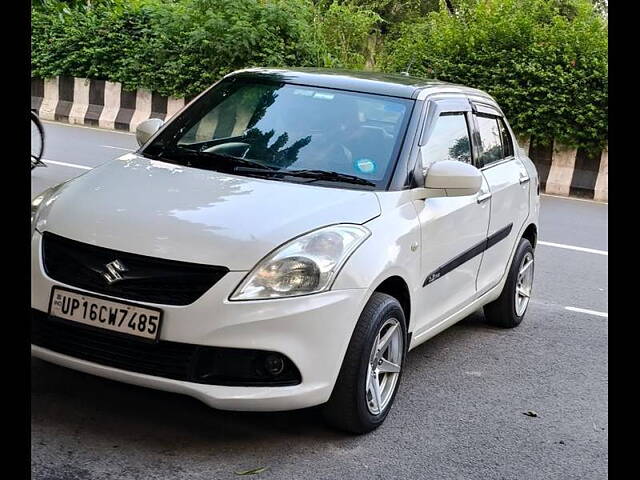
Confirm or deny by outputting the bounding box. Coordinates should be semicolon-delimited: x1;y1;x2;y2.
423;223;513;286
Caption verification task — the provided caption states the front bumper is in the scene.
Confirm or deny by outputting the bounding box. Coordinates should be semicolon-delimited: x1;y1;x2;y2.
31;231;370;411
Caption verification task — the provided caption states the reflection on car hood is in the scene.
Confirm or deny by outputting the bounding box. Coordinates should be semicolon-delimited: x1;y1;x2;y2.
38;155;381;270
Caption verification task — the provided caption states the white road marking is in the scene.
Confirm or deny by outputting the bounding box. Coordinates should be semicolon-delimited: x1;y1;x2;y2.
41;159;92;170
101;145;134;151
565;306;608;318
541;193;608;205
538;241;607;256
532;300;608;318
40;119;134;136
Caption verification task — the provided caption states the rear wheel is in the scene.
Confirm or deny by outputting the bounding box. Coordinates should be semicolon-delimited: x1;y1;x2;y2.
323;292;407;434
484;238;534;328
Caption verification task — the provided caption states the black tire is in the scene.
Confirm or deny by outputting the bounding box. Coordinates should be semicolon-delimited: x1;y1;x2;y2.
484;237;534;328
322;292;407;434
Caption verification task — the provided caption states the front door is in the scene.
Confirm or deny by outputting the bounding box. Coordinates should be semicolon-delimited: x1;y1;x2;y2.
411;98;491;337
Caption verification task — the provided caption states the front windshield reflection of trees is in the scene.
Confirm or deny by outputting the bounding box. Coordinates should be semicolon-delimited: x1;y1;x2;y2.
176;83;409;181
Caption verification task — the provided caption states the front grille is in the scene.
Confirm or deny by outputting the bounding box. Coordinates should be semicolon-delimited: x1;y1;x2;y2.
31;310;302;387
41;232;228;306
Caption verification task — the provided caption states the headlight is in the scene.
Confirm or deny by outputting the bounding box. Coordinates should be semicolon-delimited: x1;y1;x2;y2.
230;224;371;300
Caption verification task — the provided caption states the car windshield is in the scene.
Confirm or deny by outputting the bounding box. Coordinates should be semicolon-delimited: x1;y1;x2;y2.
143;79;413;189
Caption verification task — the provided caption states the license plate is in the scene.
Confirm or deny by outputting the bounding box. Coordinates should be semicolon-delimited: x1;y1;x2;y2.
48;287;163;341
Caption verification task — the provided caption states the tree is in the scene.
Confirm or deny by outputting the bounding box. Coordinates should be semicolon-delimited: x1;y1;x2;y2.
383;0;608;149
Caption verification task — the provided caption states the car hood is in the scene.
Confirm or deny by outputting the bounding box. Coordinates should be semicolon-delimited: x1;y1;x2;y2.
37;155;381;270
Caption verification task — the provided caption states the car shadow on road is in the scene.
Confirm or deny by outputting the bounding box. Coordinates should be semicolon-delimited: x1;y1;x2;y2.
31;357;345;449
30;310;498;452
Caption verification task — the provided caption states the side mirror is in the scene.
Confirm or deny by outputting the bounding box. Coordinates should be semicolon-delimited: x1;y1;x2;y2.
423;160;482;197
135;118;165;146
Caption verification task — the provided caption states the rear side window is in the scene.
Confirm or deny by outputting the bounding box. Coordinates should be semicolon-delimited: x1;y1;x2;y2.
421;113;472;166
476;115;504;166
498;117;514;158
476;114;515;167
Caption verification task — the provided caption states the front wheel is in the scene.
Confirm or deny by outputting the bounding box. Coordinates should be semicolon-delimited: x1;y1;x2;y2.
484;237;534;328
322;292;407;434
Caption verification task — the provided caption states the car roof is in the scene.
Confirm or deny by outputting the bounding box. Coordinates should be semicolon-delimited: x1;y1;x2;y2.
225;67;495;102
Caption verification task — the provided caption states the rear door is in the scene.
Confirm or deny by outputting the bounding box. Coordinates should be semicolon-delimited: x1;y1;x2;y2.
471;103;530;295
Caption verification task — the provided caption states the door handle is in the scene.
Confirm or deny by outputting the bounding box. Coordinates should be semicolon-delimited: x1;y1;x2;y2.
477;192;492;204
519;175;530;185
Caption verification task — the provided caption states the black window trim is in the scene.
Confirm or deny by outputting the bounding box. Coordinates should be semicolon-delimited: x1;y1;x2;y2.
497;116;515;160
418;110;476;167
439;111;476;166
470;110;517;170
405;93;490;189
465;111;481;168
416;96;477;167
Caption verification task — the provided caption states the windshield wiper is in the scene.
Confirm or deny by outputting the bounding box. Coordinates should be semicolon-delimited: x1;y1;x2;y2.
288;169;376;186
233;167;375;187
155;150;375;187
158;147;278;171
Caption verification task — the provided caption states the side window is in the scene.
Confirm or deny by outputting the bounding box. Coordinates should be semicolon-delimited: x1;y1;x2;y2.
498;117;514;158
475;114;504;166
421;113;472;167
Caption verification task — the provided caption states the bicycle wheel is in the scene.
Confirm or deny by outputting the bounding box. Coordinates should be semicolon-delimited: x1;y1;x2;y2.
31;111;45;169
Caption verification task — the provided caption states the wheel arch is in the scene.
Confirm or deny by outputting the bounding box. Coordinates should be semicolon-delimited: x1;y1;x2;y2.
522;223;538;249
372;275;412;333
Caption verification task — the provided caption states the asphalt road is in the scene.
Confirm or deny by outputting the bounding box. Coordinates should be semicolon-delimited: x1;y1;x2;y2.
31;122;608;480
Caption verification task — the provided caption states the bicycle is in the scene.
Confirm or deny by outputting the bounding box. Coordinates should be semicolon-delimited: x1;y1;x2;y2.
31;110;46;170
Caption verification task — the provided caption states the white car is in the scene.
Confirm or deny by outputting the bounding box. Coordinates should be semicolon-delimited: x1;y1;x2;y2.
31;68;539;433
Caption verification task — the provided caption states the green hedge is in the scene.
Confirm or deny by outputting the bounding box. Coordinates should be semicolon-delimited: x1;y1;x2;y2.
32;0;608;149
32;0;382;98
32;0;316;98
383;0;608;150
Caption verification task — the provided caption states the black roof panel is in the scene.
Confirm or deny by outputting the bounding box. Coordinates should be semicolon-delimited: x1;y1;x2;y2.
226;67;453;99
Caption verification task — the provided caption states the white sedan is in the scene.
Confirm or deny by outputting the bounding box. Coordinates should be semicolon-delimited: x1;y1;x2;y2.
31;68;539;433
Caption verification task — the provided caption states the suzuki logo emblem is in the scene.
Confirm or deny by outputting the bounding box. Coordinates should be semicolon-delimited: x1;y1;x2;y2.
102;260;128;284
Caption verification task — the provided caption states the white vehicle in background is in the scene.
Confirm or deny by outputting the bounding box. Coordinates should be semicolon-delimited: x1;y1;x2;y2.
31;68;539;433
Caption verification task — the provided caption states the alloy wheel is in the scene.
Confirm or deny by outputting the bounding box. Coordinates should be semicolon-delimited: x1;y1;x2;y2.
365;318;403;415
514;252;534;316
